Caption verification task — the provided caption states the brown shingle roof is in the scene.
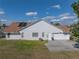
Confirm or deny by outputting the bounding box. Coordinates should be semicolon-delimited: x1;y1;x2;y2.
4;22;20;32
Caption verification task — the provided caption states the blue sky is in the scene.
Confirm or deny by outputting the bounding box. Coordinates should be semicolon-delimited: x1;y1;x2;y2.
0;0;77;25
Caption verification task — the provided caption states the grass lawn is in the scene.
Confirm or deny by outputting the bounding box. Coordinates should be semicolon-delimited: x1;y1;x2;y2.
0;40;79;59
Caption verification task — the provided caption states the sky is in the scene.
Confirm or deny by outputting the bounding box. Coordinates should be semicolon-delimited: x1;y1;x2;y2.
0;0;78;25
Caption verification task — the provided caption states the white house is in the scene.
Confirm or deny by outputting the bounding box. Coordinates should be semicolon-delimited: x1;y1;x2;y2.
4;20;70;40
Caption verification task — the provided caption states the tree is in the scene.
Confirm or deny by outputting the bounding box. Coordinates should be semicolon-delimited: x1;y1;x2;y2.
50;22;60;26
71;0;79;41
53;22;60;26
72;0;79;18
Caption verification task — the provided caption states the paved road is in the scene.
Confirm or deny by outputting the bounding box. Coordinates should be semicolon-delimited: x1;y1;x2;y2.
45;40;79;51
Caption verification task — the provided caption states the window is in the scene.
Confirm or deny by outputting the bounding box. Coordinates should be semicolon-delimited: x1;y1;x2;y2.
64;33;69;35
32;32;38;37
42;32;44;37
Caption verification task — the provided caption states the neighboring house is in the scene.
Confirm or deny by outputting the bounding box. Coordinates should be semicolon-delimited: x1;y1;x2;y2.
4;20;70;40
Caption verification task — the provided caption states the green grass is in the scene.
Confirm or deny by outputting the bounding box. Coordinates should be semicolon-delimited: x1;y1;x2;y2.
15;40;47;51
0;40;46;50
0;40;79;59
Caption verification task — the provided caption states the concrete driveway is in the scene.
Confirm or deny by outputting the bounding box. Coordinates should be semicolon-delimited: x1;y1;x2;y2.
45;40;79;51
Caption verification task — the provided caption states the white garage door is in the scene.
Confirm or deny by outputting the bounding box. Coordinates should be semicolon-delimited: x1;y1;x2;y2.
53;34;70;40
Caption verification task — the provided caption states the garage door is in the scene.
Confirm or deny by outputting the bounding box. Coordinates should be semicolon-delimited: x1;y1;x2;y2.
53;34;69;40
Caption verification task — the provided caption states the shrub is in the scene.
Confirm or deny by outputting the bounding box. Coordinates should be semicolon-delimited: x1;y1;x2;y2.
39;38;44;41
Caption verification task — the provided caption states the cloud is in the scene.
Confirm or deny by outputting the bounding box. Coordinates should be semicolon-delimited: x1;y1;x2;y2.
52;4;61;9
42;16;60;22
41;12;77;25
73;19;78;22
25;11;38;16
1;19;7;21
42;13;77;23
0;10;5;15
59;13;70;17
59;13;76;20
60;16;76;20
42;16;55;20
50;19;60;22
42;16;59;22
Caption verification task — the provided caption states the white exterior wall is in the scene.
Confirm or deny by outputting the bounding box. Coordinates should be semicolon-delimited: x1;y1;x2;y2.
6;34;22;40
20;21;65;40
